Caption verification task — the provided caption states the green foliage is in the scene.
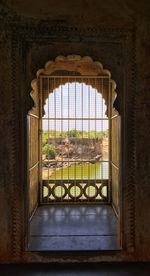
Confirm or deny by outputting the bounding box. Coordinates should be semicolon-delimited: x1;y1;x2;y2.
88;130;108;138
42;129;108;140
66;129;82;137
42;132;48;147
43;144;56;159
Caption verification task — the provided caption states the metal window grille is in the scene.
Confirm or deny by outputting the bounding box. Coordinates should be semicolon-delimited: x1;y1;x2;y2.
39;76;111;204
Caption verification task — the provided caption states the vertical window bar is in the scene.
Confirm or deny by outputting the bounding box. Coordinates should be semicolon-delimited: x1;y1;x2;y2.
42;78;45;180
94;78;97;193
68;81;70;189
81;81;83;199
39;77;41;201
108;79;112;203
61;81;63;201
54;78;56;192
48;78;50;181
101;78;104;185
88;78;90;201
42;78;45;199
75;80;77;200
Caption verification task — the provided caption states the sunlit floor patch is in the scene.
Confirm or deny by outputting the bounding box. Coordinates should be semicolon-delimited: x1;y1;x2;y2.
29;205;120;251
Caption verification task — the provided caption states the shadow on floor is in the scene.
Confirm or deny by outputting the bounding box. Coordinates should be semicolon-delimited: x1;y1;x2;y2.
0;263;150;276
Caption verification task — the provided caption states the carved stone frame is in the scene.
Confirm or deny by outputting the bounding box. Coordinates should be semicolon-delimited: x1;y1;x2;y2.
31;55;117;117
10;23;136;262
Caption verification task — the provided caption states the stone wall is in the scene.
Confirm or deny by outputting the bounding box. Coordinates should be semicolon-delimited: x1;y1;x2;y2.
47;137;102;159
0;0;150;263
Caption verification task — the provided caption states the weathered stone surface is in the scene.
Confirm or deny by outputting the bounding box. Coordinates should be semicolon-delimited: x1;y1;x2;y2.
0;0;150;263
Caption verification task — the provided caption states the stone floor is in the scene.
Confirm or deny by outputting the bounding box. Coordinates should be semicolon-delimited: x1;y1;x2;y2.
29;205;120;251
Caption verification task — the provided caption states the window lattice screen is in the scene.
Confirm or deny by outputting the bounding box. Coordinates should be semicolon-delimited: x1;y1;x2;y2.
39;76;111;203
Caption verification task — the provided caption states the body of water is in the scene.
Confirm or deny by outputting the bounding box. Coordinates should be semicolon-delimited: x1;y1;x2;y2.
49;161;109;180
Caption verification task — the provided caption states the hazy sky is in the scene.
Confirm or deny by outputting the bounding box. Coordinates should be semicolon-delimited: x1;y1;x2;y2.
43;82;108;131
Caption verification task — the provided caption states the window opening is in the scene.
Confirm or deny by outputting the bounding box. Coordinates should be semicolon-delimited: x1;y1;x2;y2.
39;76;111;204
28;67;121;251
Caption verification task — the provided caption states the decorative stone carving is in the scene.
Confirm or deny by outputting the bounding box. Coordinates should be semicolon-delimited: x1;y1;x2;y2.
2;19;136;262
31;55;117;116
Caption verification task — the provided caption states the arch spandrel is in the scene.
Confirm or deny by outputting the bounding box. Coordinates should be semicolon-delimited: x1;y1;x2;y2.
29;55;118;116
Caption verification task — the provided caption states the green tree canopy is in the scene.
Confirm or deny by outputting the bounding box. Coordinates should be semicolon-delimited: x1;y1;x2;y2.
43;144;56;159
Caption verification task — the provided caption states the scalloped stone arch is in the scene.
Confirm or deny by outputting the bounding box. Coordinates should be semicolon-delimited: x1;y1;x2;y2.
30;55;118;116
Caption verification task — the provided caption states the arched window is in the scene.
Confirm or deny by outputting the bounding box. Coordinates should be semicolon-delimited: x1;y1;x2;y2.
41;78;110;203
27;56;121;251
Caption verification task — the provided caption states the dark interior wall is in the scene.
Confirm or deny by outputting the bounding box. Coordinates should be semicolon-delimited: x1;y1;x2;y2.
135;22;150;260
0;0;150;262
2;0;150;27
